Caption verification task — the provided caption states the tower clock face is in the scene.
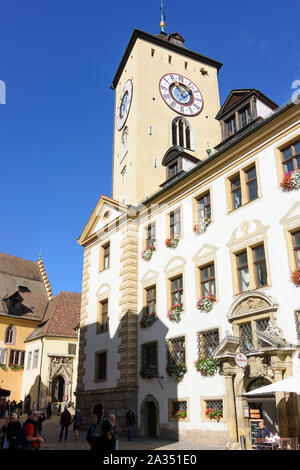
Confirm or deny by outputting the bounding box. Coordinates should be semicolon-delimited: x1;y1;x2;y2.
159;73;203;116
116;79;133;131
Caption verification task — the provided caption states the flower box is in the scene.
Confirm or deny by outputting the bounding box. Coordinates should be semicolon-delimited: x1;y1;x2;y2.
205;408;223;422
193;218;211;235
175;410;186;420
9;364;24;371
197;294;216;313
140;312;157;328
291;268;300;286
280;170;300;191
0;364;7;371
167;304;183;323
141;246;155;262
165;233;180;249
166;362;187;381
195;357;219;376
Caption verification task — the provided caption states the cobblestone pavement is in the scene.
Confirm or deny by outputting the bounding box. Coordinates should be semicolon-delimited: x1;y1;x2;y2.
1;415;226;451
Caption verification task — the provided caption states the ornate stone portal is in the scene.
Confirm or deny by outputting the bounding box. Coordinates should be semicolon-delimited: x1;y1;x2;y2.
213;292;297;449
48;355;74;404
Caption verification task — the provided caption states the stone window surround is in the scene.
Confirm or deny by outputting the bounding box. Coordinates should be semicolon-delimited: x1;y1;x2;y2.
94;350;107;382
168;397;189;422
201;396;226;422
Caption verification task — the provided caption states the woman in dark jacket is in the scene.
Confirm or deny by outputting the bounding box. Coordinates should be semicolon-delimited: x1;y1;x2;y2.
91;419;116;453
1;413;21;450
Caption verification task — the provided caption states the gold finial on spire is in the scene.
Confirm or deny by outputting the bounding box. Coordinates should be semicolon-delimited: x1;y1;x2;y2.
160;0;166;33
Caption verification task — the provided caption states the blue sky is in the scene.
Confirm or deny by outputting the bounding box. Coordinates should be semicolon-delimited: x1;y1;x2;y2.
0;0;299;296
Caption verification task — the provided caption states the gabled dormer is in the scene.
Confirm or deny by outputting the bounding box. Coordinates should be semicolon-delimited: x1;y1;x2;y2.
215;89;278;144
160;146;200;188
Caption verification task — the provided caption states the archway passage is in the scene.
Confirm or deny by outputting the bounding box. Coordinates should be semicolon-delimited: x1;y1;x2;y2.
147;401;157;438
52;376;65;402
246;377;278;438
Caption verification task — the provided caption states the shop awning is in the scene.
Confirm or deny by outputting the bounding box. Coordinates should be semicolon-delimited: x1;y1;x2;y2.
0;387;11;397
245;375;300;396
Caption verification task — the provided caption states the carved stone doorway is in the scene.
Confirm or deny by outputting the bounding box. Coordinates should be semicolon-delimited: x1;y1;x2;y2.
147;401;157;438
52;376;65;402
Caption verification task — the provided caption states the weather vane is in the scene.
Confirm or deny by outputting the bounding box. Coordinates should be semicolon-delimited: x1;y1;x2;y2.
160;0;166;33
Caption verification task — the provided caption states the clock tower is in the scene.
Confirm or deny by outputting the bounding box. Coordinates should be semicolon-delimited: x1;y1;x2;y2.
111;28;222;206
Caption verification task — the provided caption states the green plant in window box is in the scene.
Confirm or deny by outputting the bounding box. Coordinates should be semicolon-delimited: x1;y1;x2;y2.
194;357;219;376
9;364;24;371
0;364;7;371
205;408;223;422
166;362;187;381
291;268;300;286
175;410;186;419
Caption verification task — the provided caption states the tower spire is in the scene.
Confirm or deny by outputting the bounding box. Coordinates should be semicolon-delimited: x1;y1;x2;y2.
160;0;166;34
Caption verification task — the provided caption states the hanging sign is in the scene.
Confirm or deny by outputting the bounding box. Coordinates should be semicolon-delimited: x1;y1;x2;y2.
235;352;248;368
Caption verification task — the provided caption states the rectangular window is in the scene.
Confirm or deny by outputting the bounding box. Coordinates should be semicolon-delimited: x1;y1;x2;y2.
292;230;300;267
225;115;237;137
239;322;254;353
68;344;76;355
27;351;32;370
33;350;39;369
256;317;271;348
281;138;300;173
146;286;156;315
245;165;258;202
171;275;183;307
170;208;181;236
168;161;179;179
103;243;110;270
171;400;187;419
230;175;242;209
166;337;186;367
146;223;156;249
197;329;219;358
236;251;250;292
205;400;223;418
200;263;216;296
9;349;25;367
0;348;7;365
97;300;109;333
196;191;211;221
140;342;157;378
294;311;300;341
95;352;107;380
239;105;252;128
253;244;268;287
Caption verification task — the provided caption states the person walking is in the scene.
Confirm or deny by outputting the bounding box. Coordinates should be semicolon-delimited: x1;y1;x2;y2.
23;410;44;450
36;411;47;440
46;401;52;419
58;406;72;442
71;408;82;441
109;414;120;450
17;400;23;418
126;407;136;442
1;413;21;450
91;418;116;454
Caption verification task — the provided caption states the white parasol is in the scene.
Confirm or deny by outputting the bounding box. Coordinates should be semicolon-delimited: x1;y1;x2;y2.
246;374;300;396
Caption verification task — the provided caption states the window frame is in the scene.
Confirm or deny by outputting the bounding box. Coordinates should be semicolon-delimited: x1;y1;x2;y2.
100;241;110;271
281;138;300;174
170;275;184;308
169;208;181;237
226;161;260;212
234;242;269;294
199;262;216;297
97;299;109;334
140;341;158;378
94;350;107;382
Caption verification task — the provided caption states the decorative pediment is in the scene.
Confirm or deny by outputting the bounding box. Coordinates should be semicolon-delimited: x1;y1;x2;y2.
192;244;218;265
227;219;269;248
279;202;300;230
96;283;111;300
228;292;278;322
164;256;186;274
78;195;127;246
212;335;240;360
141;269;159;285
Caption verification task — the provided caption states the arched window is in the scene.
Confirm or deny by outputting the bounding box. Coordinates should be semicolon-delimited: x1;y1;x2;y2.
171;117;192;150
121;126;129;160
5;325;16;345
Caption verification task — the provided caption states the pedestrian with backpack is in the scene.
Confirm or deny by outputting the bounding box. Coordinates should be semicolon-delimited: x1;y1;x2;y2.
58;406;72;442
71;408;82;441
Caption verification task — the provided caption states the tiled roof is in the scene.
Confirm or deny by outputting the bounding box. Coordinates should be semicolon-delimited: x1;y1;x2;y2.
0;253;49;321
25;291;81;341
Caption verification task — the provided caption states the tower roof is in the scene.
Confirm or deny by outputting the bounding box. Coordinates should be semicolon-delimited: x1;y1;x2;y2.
111;29;222;90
